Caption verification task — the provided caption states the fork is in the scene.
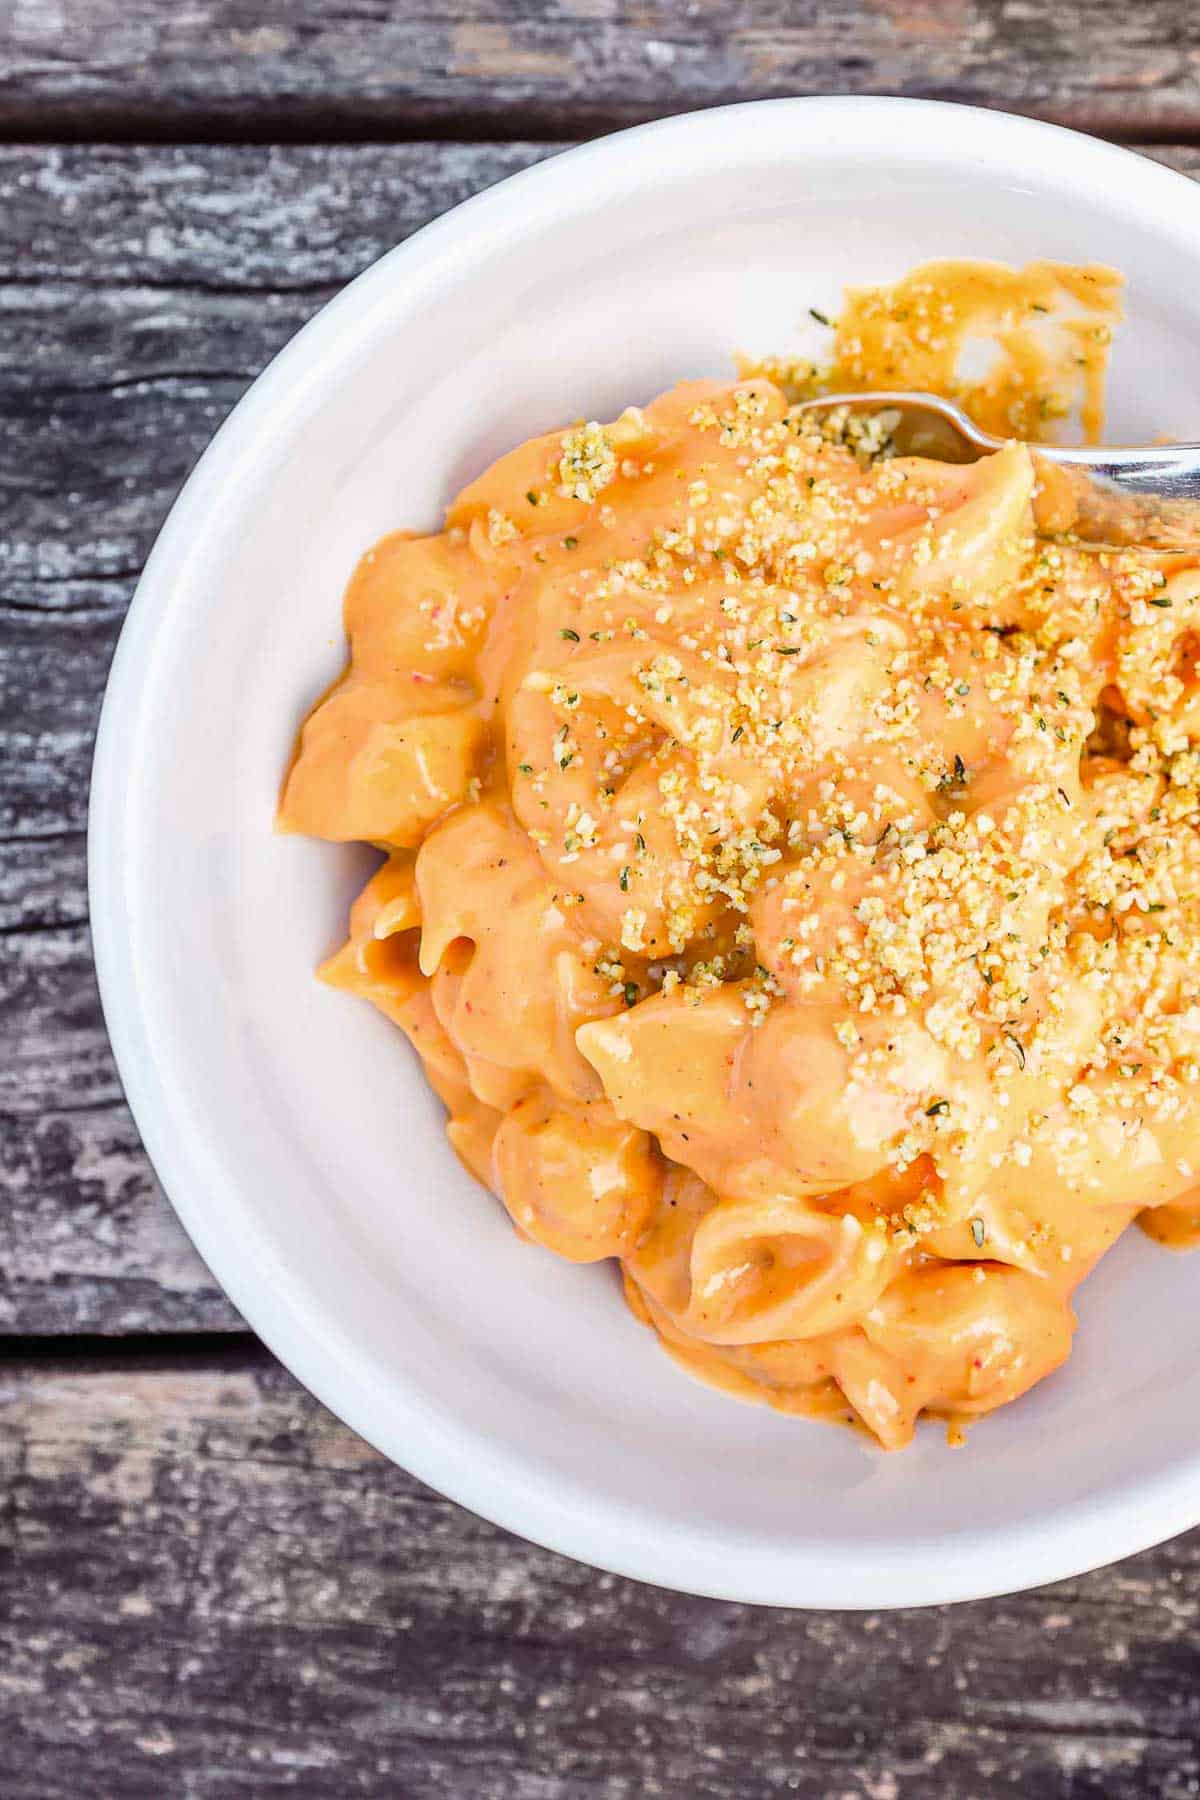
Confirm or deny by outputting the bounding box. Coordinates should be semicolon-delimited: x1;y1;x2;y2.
794;390;1200;551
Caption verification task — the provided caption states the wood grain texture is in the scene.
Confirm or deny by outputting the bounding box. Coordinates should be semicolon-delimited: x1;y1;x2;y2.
2;141;1198;1341
0;1095;244;1335
0;1354;1198;1799
0;843;242;1331
2;109;1200;1799
1;0;1199;141
0;143;555;1335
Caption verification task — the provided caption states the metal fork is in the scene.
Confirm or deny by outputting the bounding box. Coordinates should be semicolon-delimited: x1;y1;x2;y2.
794;391;1200;551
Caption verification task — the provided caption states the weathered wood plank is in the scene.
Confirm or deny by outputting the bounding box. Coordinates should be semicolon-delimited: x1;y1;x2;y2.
1;142;555;291
0;143;551;604
0;890;243;1331
0;608;122;837
1;924;118;1115
0;833;242;1332
2;141;1198;1338
0;927;245;1331
0;833;86;933
0;1104;243;1335
0;1;1198;140
0;1355;1198;1799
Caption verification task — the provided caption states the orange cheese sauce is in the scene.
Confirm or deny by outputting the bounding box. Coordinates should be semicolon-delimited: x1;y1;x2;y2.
281;262;1200;1448
743;258;1123;444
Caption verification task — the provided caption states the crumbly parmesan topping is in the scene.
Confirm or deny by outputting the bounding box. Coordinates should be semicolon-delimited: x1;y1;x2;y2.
509;378;1200;1224
558;422;617;502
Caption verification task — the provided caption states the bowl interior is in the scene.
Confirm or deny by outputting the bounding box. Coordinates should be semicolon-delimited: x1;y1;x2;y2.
94;102;1200;1606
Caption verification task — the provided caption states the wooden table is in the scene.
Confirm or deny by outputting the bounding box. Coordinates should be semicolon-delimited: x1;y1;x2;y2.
4;7;1200;1793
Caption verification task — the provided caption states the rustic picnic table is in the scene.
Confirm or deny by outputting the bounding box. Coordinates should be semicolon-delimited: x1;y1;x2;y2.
4;6;1200;1794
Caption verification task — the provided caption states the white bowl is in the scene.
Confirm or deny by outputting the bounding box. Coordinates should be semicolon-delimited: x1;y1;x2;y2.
90;97;1200;1608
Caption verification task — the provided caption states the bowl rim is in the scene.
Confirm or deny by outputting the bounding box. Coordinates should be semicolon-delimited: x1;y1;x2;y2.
89;94;1200;1609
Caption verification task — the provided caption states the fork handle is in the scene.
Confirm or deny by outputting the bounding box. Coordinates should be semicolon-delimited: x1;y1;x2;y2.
1036;442;1200;502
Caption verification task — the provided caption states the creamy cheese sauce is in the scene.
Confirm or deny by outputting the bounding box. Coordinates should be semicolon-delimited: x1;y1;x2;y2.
281;261;1200;1448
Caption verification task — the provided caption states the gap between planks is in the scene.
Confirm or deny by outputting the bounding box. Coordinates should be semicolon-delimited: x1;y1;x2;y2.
0;1331;264;1370
1;100;1200;152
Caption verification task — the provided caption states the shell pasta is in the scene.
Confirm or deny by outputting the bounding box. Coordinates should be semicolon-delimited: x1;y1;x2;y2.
282;277;1200;1449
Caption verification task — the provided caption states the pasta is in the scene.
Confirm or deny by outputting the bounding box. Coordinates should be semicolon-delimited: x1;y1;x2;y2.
281;261;1200;1448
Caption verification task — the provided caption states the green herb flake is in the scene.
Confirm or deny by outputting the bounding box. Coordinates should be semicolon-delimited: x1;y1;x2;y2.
623;982;639;1009
970;1217;987;1248
809;307;833;327
517;762;533;776
559;627;580;641
563;535;579;550
926;1099;950;1117
619;866;630;892
1004;1031;1027;1070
